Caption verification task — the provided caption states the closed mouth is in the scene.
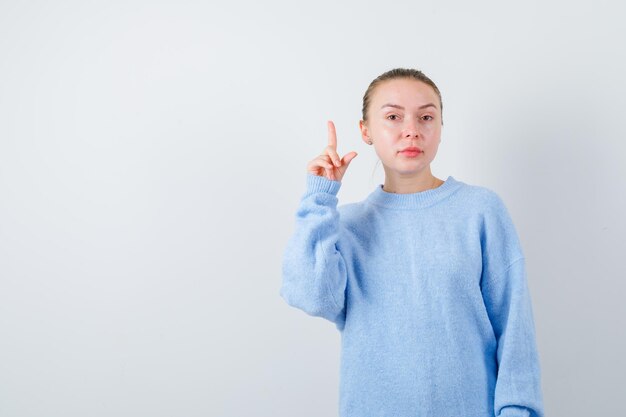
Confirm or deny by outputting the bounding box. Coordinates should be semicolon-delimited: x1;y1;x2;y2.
400;147;422;153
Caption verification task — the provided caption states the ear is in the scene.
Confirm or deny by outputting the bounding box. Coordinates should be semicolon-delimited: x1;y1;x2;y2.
359;120;370;144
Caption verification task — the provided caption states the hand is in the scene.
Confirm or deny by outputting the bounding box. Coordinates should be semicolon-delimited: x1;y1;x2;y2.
306;120;358;182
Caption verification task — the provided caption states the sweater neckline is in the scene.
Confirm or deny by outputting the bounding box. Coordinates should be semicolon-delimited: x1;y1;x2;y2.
366;176;462;209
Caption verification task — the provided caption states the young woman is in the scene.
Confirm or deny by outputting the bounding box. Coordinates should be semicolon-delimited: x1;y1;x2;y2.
280;68;544;417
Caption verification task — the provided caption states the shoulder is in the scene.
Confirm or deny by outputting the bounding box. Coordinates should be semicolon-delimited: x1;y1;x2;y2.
337;200;372;227
453;179;520;243
458;180;523;257
452;179;511;216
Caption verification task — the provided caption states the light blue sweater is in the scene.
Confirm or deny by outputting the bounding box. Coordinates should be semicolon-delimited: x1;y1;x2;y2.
280;173;544;417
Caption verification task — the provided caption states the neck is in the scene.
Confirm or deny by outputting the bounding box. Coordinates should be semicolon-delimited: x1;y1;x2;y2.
382;167;442;194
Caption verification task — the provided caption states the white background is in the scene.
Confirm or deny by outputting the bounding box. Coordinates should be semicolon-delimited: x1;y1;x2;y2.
1;1;624;416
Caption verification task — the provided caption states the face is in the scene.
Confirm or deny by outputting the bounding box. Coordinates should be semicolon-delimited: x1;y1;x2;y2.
359;78;442;179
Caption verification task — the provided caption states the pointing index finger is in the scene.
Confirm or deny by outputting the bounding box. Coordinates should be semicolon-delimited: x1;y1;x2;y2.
327;120;337;150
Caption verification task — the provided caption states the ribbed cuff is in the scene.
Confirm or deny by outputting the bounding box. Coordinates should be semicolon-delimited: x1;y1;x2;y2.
304;173;341;196
498;406;531;417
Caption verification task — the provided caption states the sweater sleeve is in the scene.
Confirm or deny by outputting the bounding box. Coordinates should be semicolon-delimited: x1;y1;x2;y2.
279;173;348;330
479;194;545;417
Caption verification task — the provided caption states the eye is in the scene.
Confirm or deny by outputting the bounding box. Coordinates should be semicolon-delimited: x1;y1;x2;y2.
387;114;400;121
422;115;434;121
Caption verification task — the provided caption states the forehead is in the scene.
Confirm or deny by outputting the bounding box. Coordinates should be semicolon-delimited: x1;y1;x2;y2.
371;78;439;109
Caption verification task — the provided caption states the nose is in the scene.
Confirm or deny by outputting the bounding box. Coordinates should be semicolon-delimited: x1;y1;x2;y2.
403;118;420;138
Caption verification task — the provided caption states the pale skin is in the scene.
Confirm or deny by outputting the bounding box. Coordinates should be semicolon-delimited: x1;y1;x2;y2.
307;78;444;194
306;121;358;182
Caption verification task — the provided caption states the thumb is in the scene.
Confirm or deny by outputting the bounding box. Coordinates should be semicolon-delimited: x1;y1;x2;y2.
339;152;358;173
342;151;358;165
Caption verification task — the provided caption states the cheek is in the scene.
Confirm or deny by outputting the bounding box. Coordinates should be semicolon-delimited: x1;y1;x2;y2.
373;129;396;144
375;124;397;136
421;123;439;134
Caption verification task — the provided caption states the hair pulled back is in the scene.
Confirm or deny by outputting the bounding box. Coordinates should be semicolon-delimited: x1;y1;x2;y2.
362;68;443;125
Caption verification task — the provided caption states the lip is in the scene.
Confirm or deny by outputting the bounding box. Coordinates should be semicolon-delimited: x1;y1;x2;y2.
399;146;423;153
400;146;422;156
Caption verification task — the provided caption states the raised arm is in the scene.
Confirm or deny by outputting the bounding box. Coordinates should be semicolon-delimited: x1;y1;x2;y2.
280;173;347;328
280;121;357;330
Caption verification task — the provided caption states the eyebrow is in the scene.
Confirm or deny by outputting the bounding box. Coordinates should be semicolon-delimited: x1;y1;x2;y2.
380;103;437;110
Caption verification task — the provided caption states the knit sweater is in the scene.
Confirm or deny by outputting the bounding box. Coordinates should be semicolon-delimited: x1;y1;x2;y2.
280;173;545;417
